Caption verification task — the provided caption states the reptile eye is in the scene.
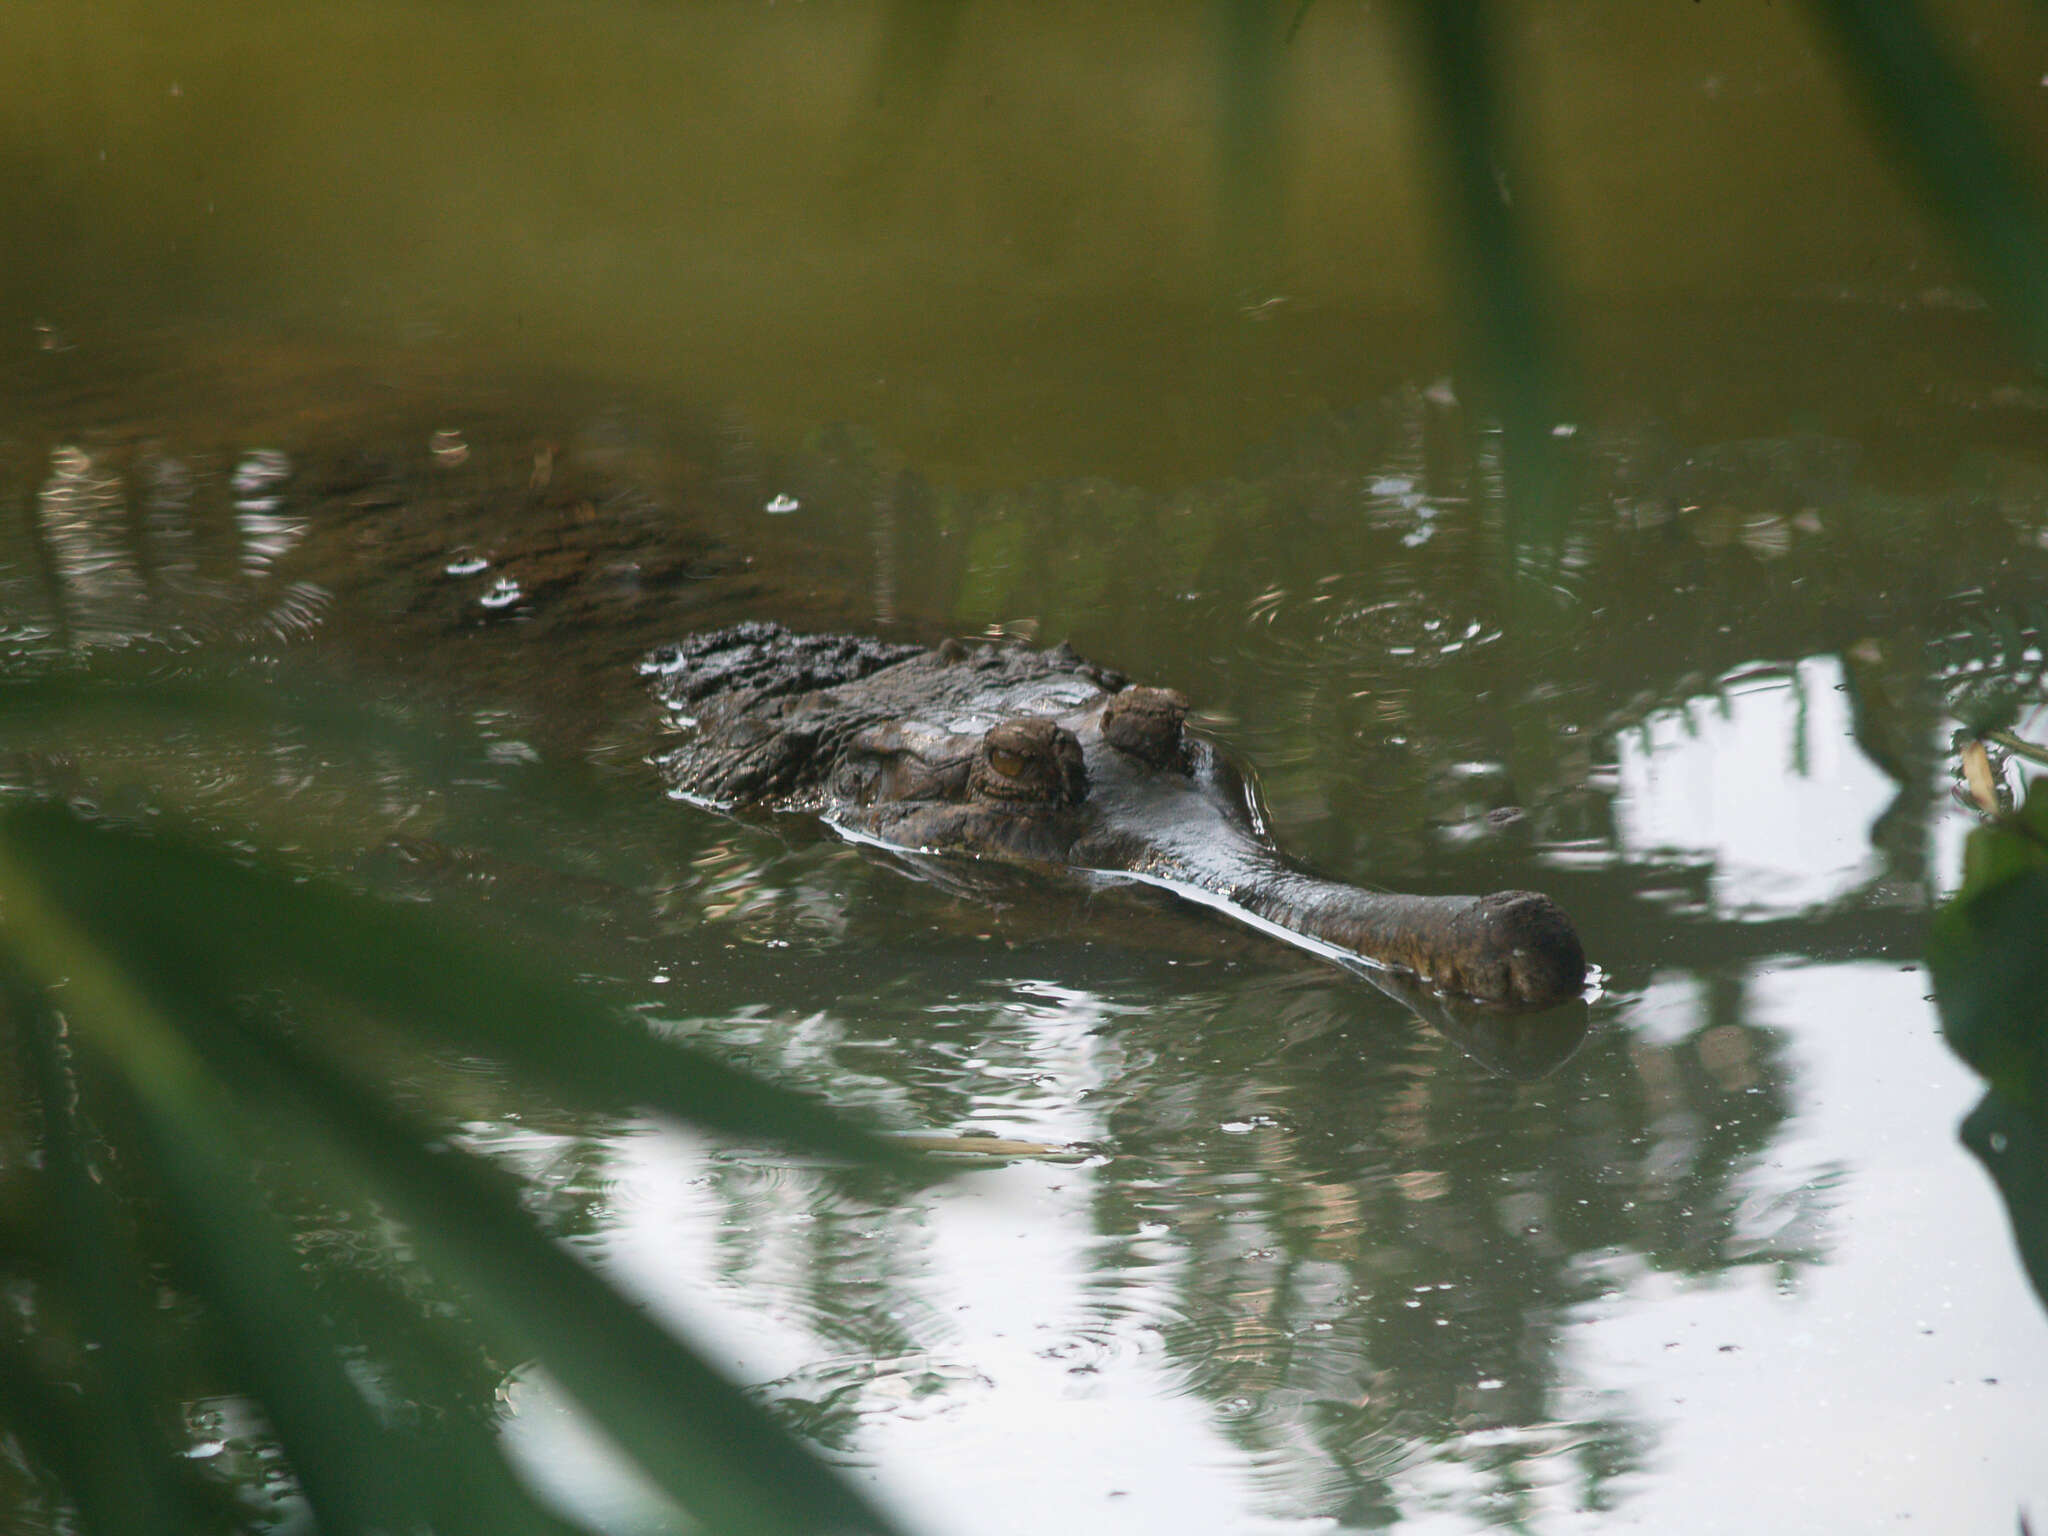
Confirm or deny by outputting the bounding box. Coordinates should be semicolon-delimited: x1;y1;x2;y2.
973;718;1086;806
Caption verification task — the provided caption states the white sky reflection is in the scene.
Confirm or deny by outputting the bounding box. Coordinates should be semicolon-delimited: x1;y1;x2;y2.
502;661;2045;1535
1497;963;2048;1535
506;959;2048;1534
507;984;1276;1535
1614;658;1899;914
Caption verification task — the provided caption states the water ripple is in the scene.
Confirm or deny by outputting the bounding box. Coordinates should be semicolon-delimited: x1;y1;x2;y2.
748;1353;995;1461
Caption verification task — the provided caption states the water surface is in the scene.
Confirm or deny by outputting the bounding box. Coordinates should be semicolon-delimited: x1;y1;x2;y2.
4;4;2047;1530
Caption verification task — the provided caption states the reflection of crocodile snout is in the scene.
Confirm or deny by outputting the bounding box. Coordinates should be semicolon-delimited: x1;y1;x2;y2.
645;622;1587;1013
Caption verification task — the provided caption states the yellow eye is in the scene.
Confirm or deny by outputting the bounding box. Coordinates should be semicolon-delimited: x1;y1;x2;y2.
988;747;1029;778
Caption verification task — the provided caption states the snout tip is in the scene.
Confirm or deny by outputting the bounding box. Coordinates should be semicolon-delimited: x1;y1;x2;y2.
1464;889;1588;1010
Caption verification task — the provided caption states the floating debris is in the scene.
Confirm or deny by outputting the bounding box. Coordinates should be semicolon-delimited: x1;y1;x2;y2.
764;493;800;514
431;429;469;467
478;577;525;611
885;1132;1091;1164
444;553;491;578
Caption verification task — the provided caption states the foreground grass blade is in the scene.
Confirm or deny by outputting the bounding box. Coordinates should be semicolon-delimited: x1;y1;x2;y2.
1397;0;1573;548
0;1327;156;1534
1214;0;1288;298
14;986;193;1536
2;804;926;1174
843;0;969;214
2;803;912;1535
0;857;433;1536
1807;0;2048;368
301;1257;607;1536
196;1012;909;1536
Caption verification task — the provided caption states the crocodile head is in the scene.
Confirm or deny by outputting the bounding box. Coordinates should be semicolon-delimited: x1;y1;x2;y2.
649;625;1587;1013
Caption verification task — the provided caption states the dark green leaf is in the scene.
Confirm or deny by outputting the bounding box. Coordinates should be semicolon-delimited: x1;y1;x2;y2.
194;1012;906;1536
1928;784;2048;1320
1929;861;2048;1105
1;807;906;1535
0;864;434;1536
0;1330;107;1523
1961;1090;2048;1316
13;985;194;1536
1;804;927;1174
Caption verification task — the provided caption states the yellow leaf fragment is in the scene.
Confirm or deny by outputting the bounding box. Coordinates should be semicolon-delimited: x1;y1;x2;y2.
1961;738;2000;814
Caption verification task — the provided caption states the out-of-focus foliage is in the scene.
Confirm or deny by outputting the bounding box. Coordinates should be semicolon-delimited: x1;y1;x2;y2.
1391;0;1572;549
0;678;921;1536
1804;0;2048;368
1295;0;2048;546
6;0;2048;1528
1927;781;2048;1315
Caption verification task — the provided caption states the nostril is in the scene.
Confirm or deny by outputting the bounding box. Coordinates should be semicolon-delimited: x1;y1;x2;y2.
1101;687;1190;770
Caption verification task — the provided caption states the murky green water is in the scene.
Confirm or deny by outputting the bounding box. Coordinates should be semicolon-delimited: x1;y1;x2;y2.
6;3;2048;1531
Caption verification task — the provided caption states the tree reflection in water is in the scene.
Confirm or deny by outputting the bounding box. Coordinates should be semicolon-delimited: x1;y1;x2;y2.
5;331;2043;1527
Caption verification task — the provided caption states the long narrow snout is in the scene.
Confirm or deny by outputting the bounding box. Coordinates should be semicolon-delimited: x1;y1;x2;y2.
1071;716;1588;1012
1238;876;1587;1010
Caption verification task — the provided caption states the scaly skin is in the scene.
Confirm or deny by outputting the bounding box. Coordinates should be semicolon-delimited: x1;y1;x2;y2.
645;623;1588;1011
